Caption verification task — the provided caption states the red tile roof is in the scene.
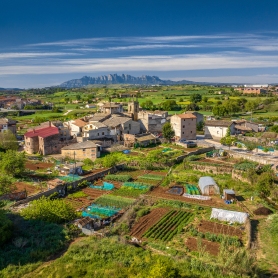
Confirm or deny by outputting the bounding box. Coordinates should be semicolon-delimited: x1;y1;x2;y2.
177;114;196;119
24;126;59;138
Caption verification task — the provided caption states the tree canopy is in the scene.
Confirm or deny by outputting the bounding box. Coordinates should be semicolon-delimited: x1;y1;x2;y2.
162;123;175;142
0;131;18;151
0;150;26;177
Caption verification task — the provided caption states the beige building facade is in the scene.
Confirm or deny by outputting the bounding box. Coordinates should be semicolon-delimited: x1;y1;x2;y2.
61;141;100;161
170;113;196;140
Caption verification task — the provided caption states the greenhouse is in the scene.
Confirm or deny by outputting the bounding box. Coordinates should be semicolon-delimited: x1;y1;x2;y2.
198;176;220;195
210;208;248;224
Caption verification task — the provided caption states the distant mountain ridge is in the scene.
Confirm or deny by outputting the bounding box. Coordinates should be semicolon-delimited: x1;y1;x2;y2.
59;74;197;88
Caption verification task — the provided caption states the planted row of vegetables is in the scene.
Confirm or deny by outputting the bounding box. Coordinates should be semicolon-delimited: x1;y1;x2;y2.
94;195;135;209
143;210;193;241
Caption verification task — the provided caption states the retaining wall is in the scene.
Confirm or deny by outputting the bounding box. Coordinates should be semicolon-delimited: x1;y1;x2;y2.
191;164;233;174
12;164;126;207
175;146;215;163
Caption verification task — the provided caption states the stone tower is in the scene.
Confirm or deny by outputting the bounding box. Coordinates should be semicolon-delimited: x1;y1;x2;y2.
128;100;139;121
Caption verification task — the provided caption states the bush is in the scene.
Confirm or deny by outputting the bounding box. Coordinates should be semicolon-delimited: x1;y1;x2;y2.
0;209;13;245
21;196;76;224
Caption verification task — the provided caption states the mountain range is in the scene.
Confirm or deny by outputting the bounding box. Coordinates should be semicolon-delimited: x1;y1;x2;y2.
59;74;199;88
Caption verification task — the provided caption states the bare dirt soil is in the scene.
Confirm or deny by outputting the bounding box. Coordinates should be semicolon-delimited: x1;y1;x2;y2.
14;182;40;196
130;208;169;239
25;161;54;171
197;220;243;237
148;187;225;207
66;188;107;210
186;237;220;256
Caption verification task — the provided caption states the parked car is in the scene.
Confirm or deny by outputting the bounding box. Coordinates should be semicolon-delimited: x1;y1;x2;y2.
186;141;197;148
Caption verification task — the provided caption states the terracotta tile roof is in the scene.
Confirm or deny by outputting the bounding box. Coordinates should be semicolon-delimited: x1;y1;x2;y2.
73;119;87;127
205;120;233;127
24;126;59;138
176;113;196;119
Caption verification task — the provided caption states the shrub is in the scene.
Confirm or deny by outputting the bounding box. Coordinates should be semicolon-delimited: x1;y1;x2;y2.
0;209;13;245
21;196;76;224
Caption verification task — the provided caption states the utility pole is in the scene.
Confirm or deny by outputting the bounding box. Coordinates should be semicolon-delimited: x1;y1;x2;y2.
73;151;76;182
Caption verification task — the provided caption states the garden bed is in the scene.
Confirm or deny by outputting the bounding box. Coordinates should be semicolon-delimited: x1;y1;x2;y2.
25;161;54;171
143;210;194;241
197;220;243;237
186;237;220;256
13;182;41;196
130;208;169;239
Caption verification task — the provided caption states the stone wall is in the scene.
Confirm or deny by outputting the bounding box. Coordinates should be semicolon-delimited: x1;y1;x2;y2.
175;146;215;163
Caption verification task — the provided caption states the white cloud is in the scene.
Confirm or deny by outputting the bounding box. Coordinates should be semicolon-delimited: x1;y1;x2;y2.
0;52;77;59
0;53;278;75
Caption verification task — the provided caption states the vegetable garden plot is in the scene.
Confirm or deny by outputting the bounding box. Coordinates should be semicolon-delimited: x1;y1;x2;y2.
122;182;151;190
94;195;135;209
186;237;220;256
185;184;200;195
130;208;169;239
104;174;132;182
111;186;149;198
82;204;120;219
167;186;184;196
143;210;194;241
197;220;243;238
90;182;114;190
138;174;164;181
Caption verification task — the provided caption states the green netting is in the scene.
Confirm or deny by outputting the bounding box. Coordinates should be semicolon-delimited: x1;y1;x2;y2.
185;184;200;195
58;174;81;182
162;148;172;153
139;174;163;181
90;182;114;190
122;182;149;190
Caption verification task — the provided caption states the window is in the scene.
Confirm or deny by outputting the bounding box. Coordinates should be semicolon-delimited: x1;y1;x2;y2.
183;125;185;128
102;132;104;135
191;131;192;133
182;132;184;134
97;133;99;136
83;149;86;151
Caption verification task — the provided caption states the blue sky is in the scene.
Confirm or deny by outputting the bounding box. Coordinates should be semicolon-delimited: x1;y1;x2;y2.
1;0;278;88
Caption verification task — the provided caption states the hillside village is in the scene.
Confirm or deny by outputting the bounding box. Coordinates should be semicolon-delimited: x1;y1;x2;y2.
1;84;278;277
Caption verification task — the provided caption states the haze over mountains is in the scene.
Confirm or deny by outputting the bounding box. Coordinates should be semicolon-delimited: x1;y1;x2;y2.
59;74;198;88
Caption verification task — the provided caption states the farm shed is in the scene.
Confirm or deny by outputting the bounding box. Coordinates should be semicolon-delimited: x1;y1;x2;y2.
223;189;236;201
210;208;248;224
198;176;220;195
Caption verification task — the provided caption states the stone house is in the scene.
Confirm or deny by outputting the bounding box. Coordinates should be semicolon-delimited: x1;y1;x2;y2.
204;120;236;139
61;141;100;161
83;122;110;139
234;120;265;134
24;123;76;155
124;133;157;147
102;116;140;137
171;113;197;140
185;111;204;125
98;102;123;114
138;110;169;133
0;118;17;134
64;119;87;136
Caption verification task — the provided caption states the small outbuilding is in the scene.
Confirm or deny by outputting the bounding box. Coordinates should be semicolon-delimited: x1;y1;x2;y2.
198;176;220;195
223;189;236;201
210;208;248;224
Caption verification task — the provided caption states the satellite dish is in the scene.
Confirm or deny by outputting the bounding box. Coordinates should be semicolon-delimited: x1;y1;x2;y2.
161;119;166;124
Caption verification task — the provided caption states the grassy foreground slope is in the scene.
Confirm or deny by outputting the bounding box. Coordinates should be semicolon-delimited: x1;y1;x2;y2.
21;236;255;278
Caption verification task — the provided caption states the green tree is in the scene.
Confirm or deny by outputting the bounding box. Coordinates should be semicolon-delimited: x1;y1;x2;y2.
220;128;234;150
0;130;18;151
0;150;26;177
141;100;154;110
162;123;175;142
190;93;202;103
256;172;274;197
102;153;120;168
196;121;204;131
21;196;76;223
0;175;15;195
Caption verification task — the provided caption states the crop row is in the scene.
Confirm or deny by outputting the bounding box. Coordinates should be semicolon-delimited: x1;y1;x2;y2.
139;174;164;181
111;186;149;198
143;210;193;241
104;174;132;182
94;195;135;209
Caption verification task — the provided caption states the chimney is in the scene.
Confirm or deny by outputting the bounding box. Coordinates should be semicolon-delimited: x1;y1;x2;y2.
49;121;51;127
33;128;35;133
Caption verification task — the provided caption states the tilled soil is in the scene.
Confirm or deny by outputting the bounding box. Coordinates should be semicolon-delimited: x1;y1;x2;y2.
25;161;54;170
198;220;243;237
186;237;220;256
14;182;41;196
130;208;169;239
148;187;221;207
